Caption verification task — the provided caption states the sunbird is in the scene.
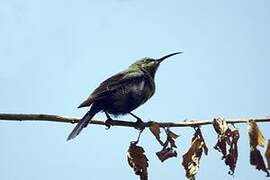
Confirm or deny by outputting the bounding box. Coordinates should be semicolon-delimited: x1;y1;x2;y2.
67;52;182;140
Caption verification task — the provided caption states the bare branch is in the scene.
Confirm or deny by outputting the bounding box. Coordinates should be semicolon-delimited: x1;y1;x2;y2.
0;113;269;128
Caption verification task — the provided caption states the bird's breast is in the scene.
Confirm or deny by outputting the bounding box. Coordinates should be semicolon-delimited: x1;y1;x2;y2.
130;78;155;101
106;77;155;114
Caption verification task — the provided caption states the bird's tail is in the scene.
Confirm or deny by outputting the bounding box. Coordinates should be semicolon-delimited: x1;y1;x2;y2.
67;110;96;141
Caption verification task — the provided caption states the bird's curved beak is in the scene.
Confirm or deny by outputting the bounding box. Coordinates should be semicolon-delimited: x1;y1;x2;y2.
156;52;182;64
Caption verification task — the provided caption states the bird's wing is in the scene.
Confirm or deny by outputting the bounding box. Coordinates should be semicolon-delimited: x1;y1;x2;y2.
78;70;145;108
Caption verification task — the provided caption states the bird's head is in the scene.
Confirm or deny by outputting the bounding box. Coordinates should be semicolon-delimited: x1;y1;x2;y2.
130;52;182;77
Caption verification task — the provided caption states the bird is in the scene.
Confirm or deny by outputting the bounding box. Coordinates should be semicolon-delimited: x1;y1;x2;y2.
67;52;182;141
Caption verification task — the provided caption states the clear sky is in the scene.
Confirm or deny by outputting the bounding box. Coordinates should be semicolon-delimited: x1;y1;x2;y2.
0;0;270;179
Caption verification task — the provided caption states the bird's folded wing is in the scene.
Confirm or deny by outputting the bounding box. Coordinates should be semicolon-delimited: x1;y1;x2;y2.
78;70;146;107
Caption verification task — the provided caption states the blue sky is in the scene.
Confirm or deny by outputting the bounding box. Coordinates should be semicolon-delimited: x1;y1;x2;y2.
0;0;270;179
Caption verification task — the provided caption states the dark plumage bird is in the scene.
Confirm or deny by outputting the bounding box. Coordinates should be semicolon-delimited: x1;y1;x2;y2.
67;52;182;141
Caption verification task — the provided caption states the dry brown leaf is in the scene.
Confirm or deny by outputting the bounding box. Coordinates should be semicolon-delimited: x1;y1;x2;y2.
265;140;270;170
213;118;229;135
182;128;207;180
248;120;265;148
127;143;149;180
213;118;230;159
149;122;163;145
194;128;208;155
155;129;179;162
248;120;269;176
213;118;241;175
214;136;227;159
156;148;177;162
250;148;270;177
225;129;240;175
182;137;203;180
167;129;179;149
168;130;179;140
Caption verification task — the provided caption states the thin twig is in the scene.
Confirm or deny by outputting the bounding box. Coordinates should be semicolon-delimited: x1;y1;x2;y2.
0;113;269;128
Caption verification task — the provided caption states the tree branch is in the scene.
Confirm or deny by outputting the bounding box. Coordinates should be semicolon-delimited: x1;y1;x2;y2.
0;113;269;128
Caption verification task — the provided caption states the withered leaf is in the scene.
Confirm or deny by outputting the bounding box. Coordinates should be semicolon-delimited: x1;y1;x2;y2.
193;128;208;155
225;129;240;175
127;143;149;180
213;118;229;135
155;129;179;162
182;128;208;180
149;122;163;145
250;148;270;177
167;129;179;149
213;118;240;175
213;118;230;159
156;148;177;162
248;120;269;176
248;120;265;148
168;130;179;140
265;140;270;170
182;137;203;180
214;136;227;159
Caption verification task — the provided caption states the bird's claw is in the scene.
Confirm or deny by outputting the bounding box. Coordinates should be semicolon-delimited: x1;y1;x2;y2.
133;118;145;130
105;118;114;130
129;112;145;130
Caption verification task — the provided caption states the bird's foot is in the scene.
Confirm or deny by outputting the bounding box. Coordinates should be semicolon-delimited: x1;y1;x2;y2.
133;118;145;130
105;118;114;130
104;112;115;130
129;112;145;130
